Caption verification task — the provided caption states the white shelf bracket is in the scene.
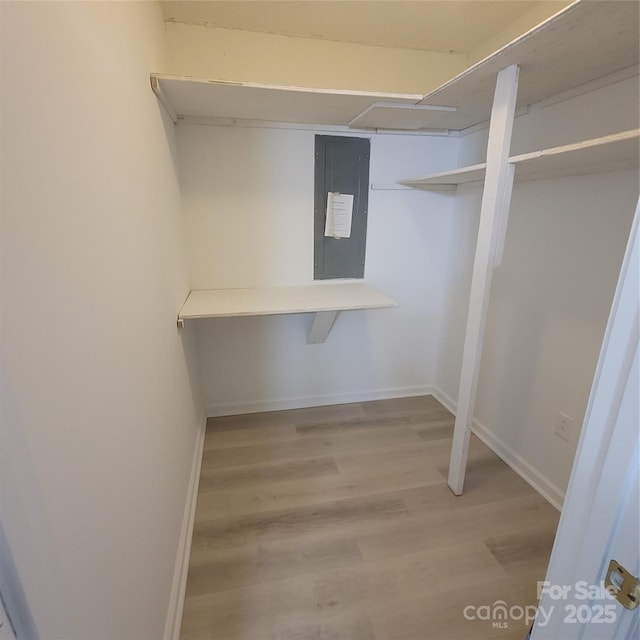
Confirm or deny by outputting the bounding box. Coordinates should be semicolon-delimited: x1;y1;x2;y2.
307;310;340;344
150;75;178;124
448;64;520;496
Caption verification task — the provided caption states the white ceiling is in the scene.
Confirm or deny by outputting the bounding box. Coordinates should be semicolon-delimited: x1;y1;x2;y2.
160;0;556;55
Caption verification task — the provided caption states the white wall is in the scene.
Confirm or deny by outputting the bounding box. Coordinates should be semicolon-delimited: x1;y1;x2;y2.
176;124;460;414
1;2;202;638
467;1;572;65
436;76;639;503
163;21;468;95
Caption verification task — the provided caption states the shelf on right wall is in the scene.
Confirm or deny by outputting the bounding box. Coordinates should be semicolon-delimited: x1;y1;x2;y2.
399;129;640;191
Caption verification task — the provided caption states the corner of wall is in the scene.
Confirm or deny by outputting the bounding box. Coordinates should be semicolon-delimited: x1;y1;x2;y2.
431;386;564;510
467;1;573;65
162;21;467;95
0;519;39;640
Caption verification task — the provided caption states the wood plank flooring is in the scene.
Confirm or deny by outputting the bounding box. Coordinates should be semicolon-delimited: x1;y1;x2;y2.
180;396;560;640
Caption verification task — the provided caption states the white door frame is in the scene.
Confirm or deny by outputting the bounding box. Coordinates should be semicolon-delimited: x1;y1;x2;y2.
532;199;639;639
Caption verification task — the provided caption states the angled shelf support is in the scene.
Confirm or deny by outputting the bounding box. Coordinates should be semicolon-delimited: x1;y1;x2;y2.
307;310;339;344
150;75;177;123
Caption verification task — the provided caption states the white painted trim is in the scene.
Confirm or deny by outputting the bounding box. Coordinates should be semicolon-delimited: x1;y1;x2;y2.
178;116;369;133
432;386;564;511
374;128;450;137
163;415;207;640
202;382;565;509
205;385;435;418
205;385;564;510
533;200;640;639
469;419;564;512
151;73;423;102
176;116;452;137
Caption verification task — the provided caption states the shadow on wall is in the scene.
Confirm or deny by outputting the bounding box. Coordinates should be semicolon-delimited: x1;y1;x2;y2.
1;354;51;640
178;320;206;420
0;521;37;640
176;124;314;291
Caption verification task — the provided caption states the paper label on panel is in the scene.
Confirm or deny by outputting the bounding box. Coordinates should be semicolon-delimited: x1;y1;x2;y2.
324;192;353;239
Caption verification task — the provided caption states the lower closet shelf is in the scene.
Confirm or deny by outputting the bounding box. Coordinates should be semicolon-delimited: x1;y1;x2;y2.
177;283;398;344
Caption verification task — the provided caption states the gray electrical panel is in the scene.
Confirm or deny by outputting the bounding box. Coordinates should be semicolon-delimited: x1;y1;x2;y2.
314;135;370;280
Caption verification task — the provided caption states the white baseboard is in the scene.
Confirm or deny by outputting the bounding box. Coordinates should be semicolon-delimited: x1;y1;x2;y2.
431;386;565;511
206;384;564;510
205;385;436;417
163;415;207;640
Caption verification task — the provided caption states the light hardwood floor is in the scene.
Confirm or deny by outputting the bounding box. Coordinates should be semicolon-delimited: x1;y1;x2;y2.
180;396;560;640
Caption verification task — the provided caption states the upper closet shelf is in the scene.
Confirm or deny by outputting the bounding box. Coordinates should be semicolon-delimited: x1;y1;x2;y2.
399;129;640;191
177;283;397;344
151;75;429;128
151;2;638;133
415;0;640;131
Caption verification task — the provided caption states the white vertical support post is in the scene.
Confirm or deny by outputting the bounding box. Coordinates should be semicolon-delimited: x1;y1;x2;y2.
492;162;515;267
448;65;519;495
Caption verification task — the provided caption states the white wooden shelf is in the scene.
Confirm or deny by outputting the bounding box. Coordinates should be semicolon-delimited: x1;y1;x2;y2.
151;2;638;133
151;75;425;128
398;163;487;191
398;129;640;191
177;283;397;344
415;1;639;132
510;130;640;182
